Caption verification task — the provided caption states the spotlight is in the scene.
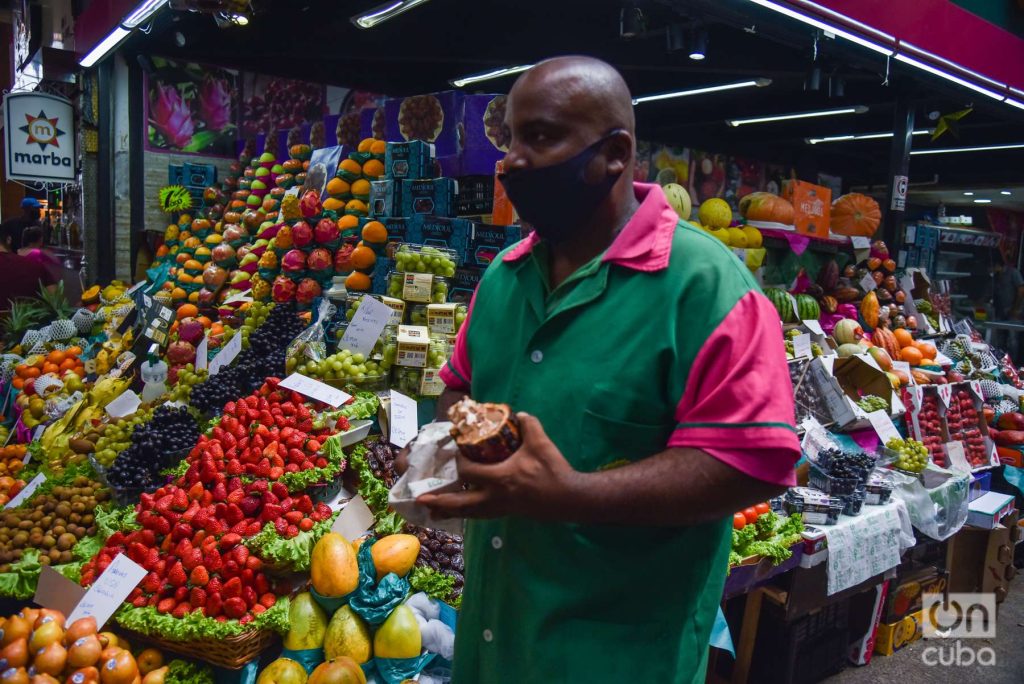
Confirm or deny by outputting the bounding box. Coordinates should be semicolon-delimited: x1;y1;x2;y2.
666;24;686;52
829;74;845;98
620;4;645;39
689;28;708;60
174;30;186;47
805;65;822;92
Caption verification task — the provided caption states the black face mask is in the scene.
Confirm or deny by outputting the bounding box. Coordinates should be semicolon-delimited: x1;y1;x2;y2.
498;132;623;244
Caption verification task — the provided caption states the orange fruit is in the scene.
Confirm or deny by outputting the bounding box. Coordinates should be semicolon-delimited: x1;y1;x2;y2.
370;140;386;155
59;358;76;372
361;221;387;244
894;328;914;349
900;347;924;365
25;367;40;378
196;316;213;329
155;245;169;258
66;346;82;357
12;378;24;390
344;272;371;291
171;288;187;302
15;366;30;379
47;350;66;365
323;198;346;213
351;246;376;271
917;342;937;360
337;215;360;233
362;159;385;179
188;291;199;304
176;304;198;320
42;363;59;375
326;178;350;197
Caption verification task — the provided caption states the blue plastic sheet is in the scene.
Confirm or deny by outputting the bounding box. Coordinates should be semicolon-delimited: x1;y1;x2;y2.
1004;465;1024;496
709;606;735;657
349;539;410;625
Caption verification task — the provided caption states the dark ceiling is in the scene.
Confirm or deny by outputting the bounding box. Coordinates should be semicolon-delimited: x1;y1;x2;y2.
123;0;1024;190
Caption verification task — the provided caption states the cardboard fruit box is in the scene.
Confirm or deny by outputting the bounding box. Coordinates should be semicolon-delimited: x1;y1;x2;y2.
829;354;905;430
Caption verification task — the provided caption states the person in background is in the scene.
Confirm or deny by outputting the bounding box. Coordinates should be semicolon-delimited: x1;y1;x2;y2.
18;225;62;280
0;197;43;252
0;222;57;315
993;251;1024;320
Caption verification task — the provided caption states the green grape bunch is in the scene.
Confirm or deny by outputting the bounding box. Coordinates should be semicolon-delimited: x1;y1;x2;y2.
169;364;209;403
285;349;386;383
93;408;154;466
886;437;929;473
395;245;457;277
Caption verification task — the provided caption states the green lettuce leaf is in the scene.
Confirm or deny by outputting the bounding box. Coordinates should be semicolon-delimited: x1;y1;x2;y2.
72;533;103;562
346;443;406;535
95;504;141;539
165;659;215;684
0;548;42;599
409;566;460;610
161;460;190;480
114;595;291;639
278;433;346;493
339;392;380;420
243;514;338;573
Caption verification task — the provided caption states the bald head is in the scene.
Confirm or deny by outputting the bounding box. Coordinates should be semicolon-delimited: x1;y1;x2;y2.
510;56;635;137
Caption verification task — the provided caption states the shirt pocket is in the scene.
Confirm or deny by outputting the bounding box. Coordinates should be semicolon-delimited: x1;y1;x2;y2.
578;384;673;472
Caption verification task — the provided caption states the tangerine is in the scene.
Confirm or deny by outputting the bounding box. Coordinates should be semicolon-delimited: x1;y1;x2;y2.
47;351;66;365
344;271;371;291
900;346;924;365
59;359;76;372
171;288;187;302
894;328;914;349
916;342;937;360
351;246;376;271
176;304;199;320
363;159;385;179
361;221;387;244
42;363;59;375
337;215;360;233
196;316;213;329
66;345;83;357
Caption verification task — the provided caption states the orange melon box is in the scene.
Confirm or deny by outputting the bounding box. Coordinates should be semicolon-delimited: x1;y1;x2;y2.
783;179;832;238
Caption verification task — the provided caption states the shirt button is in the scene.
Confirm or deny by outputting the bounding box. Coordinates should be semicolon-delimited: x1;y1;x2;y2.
491;536;503;549
483;629;494;642
530;350;543;363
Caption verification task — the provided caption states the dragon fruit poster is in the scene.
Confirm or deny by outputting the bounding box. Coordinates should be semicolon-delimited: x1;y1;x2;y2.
145;57;239;156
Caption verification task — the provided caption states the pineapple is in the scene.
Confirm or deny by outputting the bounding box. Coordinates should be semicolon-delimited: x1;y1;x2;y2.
2;298;47;348
38;281;74;320
72;308;94;335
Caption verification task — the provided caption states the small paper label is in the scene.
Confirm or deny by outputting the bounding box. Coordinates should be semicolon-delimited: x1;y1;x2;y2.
34;566;87;616
195;334;209;372
408;477;451;498
339;295;393;357
860;273;878;292
905;225;917;244
33;424;45;441
223;290;254;305
389;390;418;448
867;410;901;443
66;554;147;630
803;320;825;336
332;495;375;540
793;334;813;359
381;297;406;325
5;473;45;509
105;390;141;418
402;273;434;303
419;368;445;396
427;303;457;335
208;329;242;375
279;373;352;408
851;236;871;250
937;384;952;407
892;361;911;375
396;325;430;368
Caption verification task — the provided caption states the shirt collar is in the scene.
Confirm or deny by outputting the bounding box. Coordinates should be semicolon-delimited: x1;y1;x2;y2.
502;182;678;272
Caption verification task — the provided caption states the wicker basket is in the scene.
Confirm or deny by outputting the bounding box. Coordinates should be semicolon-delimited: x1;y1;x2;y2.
120;626;279;669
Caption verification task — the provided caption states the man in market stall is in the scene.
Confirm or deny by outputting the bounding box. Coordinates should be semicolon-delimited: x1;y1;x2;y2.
0;197;44;252
417;56;800;683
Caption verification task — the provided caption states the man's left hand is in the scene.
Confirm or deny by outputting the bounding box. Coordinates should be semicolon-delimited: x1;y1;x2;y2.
417;413;580;521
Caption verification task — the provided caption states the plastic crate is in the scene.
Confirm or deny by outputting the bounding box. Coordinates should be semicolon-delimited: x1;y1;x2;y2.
752;599;850;684
809;462;863;496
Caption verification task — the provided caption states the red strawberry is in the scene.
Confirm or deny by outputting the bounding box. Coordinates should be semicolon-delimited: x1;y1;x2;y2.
206;592;223;616
284;511;303;524
230;521;248;536
261;503;284;522
154;516;172;536
305;439;321;453
223;559;240;577
190;587;208;609
139;529;157;546
274;518;289;535
155;559;168;577
242;568;254;583
157;597;177;614
254;574;270;596
242;586;258;608
295;496;314;513
142;572;162;593
288;448;305;464
299;518;314;532
259;592;277;608
246;521;262;536
188;481;205;500
189;566;210;586
252;604;266;615
233;546;250;566
172;522;194;542
297;418;314;433
314;502;332;519
239;614;254;625
269;466;285;481
132;595;148;608
175;585;189;602
224;504;244;525
171;489;189;511
220;533;242;549
206;519;227;536
167;563;187;587
226;460;244;475
227;489;246;505
182;548;203;571
255;460;272;478
172;602;191;619
286;525;299;538
203;551;223;572
223;577;243;598
246;555;262;571
271;482;289;499
223;597;247;619
285;464;300;473
212;481;227;501
315;457;328;468
155;495;174;514
207;576;223;596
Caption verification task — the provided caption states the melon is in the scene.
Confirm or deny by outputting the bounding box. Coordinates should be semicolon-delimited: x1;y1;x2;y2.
837;343;863;358
663;183;692;221
833;318;863;345
698;198;732;229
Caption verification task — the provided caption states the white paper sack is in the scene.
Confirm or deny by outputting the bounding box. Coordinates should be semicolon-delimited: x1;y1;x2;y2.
407;592;455;661
388;421;465;535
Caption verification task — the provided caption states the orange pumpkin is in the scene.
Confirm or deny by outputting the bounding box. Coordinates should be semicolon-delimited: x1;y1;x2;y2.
738;192;795;224
831;193;882;237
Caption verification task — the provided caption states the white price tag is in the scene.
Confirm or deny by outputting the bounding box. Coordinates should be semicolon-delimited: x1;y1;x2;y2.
339;296;393;357
278;373;352;408
208;330;242;375
905;225;917;244
389;390;418;448
195;333;209;372
33;425;45;441
66;554;147;630
851;236;871;250
732;248;746;263
937;384;952;407
792;333;813;359
803;320;825;336
867;410;901;444
860;273;877;292
223;289;254;305
5;473;45;509
945;441;970;471
969;380;982;397
105;390;141;418
332;495;375;540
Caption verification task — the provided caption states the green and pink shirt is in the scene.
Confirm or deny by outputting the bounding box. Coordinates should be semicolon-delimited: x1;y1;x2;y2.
440;182;799;683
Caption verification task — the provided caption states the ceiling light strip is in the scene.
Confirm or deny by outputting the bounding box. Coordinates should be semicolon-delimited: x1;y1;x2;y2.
910;143;1024;156
806;129;932;144
744;0;893;55
79;26;131;67
894;53;1006;102
632;78;772;105
727;105;867;127
450;64;534;88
